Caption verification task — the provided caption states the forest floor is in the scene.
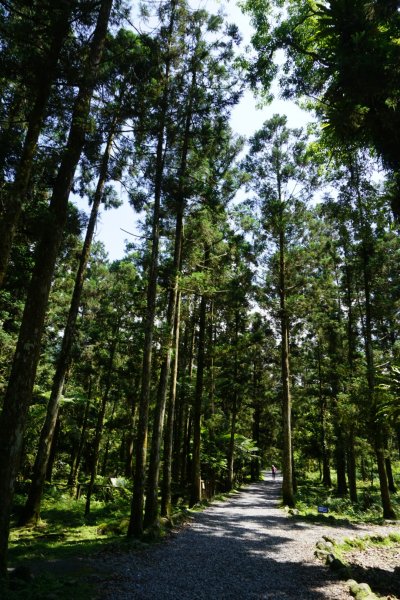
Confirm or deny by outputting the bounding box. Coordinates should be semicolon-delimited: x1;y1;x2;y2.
82;475;400;599
12;475;400;599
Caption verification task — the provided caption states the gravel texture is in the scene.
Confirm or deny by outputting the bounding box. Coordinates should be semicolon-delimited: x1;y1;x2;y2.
95;476;399;600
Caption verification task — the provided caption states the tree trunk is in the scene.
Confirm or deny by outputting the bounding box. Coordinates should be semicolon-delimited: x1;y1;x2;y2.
128;2;178;535
385;456;396;494
279;228;295;507
174;309;195;487
317;343;332;487
0;3;73;286
190;295;207;506
68;384;92;492
124;391;138;478
227;311;239;491
227;404;237;491
0;0;112;574
161;292;181;518
347;428;358;503
20;123;116;525
45;417;60;484
335;426;348;496
251;360;261;481
144;60;195;528
357;188;396;519
85;334;118;516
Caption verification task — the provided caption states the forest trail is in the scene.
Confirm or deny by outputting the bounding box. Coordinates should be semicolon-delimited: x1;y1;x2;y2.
96;475;396;599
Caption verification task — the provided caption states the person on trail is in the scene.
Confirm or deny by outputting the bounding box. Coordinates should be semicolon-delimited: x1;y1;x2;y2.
271;465;277;480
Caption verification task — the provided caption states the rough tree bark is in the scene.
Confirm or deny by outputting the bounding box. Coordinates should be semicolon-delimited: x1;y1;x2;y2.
190;294;207;507
161;292;181;518
20;122;117;525
0;0;113;574
279;226;295;508
0;1;74;286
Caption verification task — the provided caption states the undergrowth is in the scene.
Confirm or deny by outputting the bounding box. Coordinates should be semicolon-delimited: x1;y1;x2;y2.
4;482;234;599
292;473;400;524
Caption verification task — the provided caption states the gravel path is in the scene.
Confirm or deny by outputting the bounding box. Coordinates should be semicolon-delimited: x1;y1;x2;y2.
96;476;397;599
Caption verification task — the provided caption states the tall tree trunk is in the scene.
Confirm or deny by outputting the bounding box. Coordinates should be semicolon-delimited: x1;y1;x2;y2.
161;292;181;518
317;343;332;487
344;255;358;502
335;426;348;496
85;334;118;516
0;0;112;574
190;295;207;506
279;227;294;507
20;123;116;526
128;135;162;537
144;60;195;528
45;417;60;484
227;404;237;491
125;390;138;478
0;3;74;286
347;427;358;503
385;455;396;494
174;308;195;486
227;312;239;491
68;382;92;492
357;189;396;519
128;1;178;537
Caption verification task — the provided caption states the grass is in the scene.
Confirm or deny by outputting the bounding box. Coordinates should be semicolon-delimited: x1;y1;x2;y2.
3;490;141;600
9;492;132;563
338;531;400;556
4;483;220;599
291;473;400;524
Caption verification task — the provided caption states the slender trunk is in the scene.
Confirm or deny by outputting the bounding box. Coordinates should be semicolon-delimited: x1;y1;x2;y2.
128;2;178;538
344;253;357;501
335;426;347;496
227;312;239;491
101;399;117;476
85;334;118;516
347;428;358;503
227;405;237;491
45;417;60;484
190;295;206;506
357;190;396;519
144;61;195;528
0;4;73;286
279;227;294;507
174;309;196;486
125;391;138;478
385;455;396;493
251;361;261;482
68;384;92;492
20;123;116;525
161;292;181;517
128;142;162;536
317;343;332;487
0;0;112;573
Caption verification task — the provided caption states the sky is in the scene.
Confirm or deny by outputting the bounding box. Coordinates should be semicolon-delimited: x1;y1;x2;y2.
74;0;310;261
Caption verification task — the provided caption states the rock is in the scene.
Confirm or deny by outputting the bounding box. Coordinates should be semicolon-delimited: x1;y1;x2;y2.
314;549;329;560
348;580;378;600
322;535;336;545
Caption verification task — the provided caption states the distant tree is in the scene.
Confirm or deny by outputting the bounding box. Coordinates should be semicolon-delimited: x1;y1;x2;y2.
243;114;317;507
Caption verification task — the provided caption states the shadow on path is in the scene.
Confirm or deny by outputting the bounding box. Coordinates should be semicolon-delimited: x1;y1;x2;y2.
99;477;358;599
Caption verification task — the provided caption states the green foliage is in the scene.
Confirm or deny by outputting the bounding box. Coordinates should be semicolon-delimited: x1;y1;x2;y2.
292;473;400;524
